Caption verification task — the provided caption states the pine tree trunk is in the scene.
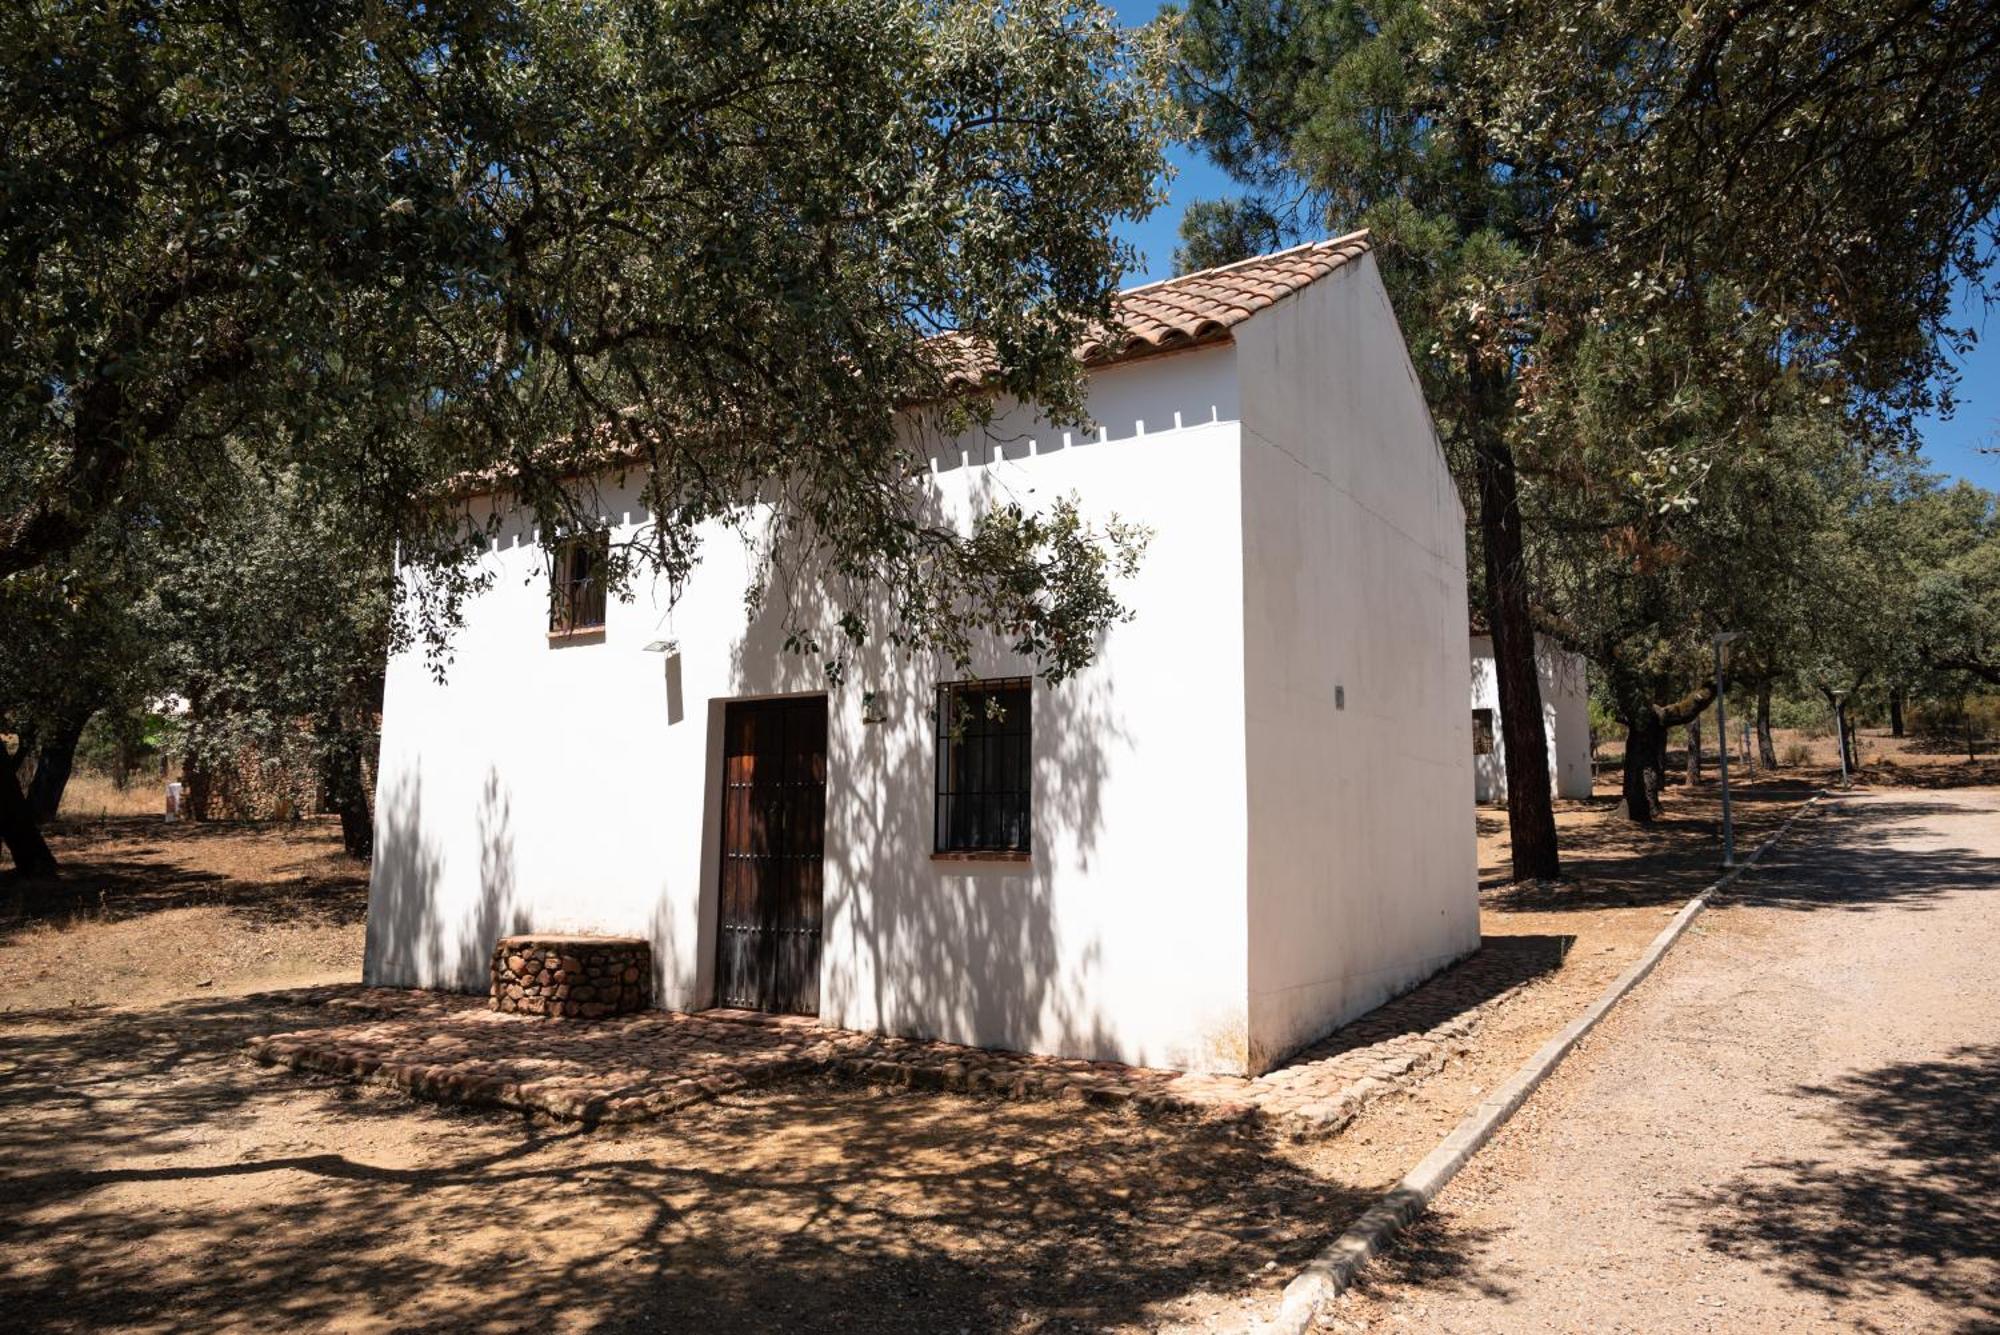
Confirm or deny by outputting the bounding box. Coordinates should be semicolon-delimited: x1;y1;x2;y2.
1622;712;1661;823
1473;390;1559;880
26;711;90;823
1685;715;1702;786
0;742;58;878
1889;689;1905;739
1757;684;1778;767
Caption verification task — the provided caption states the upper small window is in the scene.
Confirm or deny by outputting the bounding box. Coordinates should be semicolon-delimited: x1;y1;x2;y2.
935;678;1031;856
1472;708;1496;756
549;531;609;637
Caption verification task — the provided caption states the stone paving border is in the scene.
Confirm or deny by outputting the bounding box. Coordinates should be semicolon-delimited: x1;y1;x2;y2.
246;932;1567;1139
1258;792;1827;1335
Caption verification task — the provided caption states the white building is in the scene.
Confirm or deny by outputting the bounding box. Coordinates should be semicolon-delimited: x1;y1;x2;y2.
364;234;1479;1077
1469;634;1594;804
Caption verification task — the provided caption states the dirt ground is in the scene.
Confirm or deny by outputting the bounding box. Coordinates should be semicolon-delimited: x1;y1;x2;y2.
0;750;1885;1332
1336;786;2000;1333
1;815;367;1010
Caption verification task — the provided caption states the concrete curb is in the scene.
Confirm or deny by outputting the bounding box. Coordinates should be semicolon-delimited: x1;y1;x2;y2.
1259;791;1827;1335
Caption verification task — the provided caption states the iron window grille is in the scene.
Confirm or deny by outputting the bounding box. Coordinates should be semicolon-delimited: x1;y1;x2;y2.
1472;708;1496;756
934;678;1031;854
549;531;609;635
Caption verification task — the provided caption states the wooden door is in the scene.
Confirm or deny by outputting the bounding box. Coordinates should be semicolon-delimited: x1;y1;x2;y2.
713;696;827;1014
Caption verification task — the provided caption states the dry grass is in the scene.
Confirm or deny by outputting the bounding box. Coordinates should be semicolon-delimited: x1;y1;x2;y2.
55;769;167;821
1;814;367;1010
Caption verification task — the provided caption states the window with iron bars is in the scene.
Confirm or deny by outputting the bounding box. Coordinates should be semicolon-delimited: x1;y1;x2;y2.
934;678;1031;855
548;531;609;636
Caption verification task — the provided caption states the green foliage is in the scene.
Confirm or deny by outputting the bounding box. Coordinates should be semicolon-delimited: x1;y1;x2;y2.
1908;694;2000;742
144;459;394;798
3;0;1173;685
74;709;170;785
1167;0;2000;746
1173;198;1282;272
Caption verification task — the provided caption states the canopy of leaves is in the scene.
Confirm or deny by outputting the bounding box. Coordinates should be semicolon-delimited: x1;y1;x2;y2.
1168;0;2000;715
3;0;1173;683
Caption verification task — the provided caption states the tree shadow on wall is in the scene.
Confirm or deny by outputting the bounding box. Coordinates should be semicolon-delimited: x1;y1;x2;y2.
364;767;527;993
720;479;1134;1063
1671;1043;2000;1329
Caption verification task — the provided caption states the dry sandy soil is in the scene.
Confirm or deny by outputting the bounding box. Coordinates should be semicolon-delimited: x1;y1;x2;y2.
0;744;1945;1333
1336;785;2000;1334
1;815;368;1010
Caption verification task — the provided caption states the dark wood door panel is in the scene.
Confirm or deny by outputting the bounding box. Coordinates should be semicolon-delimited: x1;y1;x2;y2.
714;695;827;1014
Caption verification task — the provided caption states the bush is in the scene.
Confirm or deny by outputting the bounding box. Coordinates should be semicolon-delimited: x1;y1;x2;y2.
1769;694;1832;733
1781;740;1814;767
1905;694;2000;741
75;709;172;788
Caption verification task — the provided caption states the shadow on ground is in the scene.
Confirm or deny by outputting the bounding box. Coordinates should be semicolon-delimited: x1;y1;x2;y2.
1676;1042;2000;1329
1724;793;2000;915
0;816;367;940
1482;780;1820;908
1485;784;2000;918
1281;934;1572;1070
0;988;1376;1333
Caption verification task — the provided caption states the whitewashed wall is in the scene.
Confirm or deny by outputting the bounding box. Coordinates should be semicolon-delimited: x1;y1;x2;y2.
365;257;1484;1077
1233;253;1481;1073
1469;635;1594;803
365;346;1258;1072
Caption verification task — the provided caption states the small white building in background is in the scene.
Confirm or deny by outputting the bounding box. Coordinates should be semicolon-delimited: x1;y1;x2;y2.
1469;634;1595;804
363;234;1480;1077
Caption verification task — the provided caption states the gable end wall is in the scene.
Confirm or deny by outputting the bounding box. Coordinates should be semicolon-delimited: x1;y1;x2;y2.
1235;252;1480;1073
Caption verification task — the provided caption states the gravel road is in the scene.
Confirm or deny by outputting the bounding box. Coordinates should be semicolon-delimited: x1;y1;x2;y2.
1347;787;2000;1334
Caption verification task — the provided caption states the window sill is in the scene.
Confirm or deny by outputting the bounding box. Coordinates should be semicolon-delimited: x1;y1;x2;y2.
547;626;606;645
931;850;1031;865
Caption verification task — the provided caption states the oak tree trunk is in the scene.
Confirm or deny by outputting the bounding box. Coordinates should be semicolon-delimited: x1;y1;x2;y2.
1756;684;1778;768
1889;689;1905;739
1685;715;1703;786
318;732;373;860
26;711;90;823
1622;711;1663;823
1473;385;1559;881
0;741;57;878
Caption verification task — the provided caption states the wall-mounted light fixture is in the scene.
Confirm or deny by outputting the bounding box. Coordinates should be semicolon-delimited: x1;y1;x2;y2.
861;690;889;725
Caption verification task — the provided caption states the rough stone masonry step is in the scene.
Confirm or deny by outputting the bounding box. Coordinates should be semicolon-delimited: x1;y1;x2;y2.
249;933;1565;1135
489;934;652;1019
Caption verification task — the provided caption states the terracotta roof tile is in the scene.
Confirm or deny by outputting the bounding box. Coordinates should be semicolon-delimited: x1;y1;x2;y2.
455;235;1372;496
1081;230;1372;365
937;230;1373;387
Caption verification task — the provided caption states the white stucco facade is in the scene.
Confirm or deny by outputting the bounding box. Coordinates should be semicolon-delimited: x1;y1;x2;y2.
364;249;1478;1076
1469;634;1595;804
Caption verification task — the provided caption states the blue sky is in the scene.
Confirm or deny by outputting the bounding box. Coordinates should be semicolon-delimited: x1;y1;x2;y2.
1104;0;1998;492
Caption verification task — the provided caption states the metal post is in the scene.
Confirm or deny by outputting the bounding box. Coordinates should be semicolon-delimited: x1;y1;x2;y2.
1715;640;1735;867
1833;691;1851;789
